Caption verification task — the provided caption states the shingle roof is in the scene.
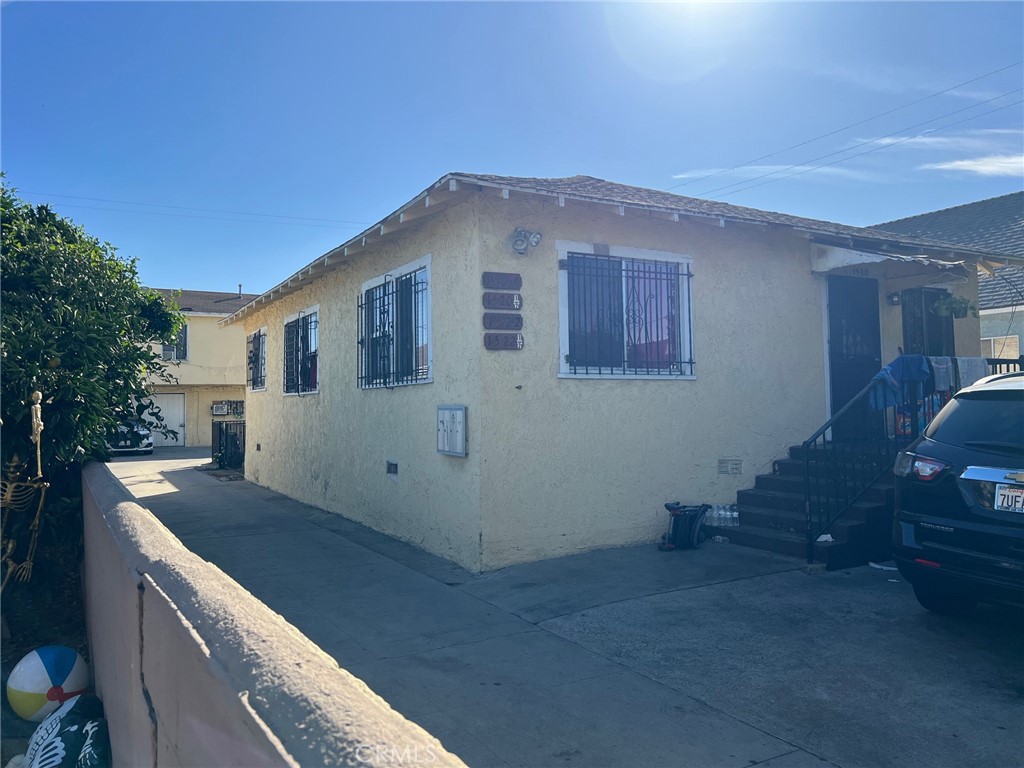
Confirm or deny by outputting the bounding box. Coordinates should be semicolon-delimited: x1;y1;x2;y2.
455;173;1014;257
874;191;1024;258
152;288;260;315
978;265;1024;310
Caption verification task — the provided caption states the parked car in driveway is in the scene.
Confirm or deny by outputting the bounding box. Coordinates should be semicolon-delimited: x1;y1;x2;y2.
893;371;1024;614
106;420;154;455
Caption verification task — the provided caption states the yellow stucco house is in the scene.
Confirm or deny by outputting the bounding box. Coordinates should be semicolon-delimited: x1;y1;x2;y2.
148;288;258;448
223;173;1020;571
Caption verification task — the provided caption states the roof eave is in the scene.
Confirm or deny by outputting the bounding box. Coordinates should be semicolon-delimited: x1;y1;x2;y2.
224;172;1023;326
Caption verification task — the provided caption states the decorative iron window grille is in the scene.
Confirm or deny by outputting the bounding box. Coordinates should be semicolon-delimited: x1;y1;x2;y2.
284;312;318;394
162;324;188;361
358;267;430;388
246;329;266;389
565;253;694;376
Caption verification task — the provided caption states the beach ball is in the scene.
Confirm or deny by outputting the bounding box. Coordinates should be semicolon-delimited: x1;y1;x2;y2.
6;646;90;722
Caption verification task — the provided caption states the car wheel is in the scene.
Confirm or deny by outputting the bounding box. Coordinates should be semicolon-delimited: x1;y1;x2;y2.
913;584;977;616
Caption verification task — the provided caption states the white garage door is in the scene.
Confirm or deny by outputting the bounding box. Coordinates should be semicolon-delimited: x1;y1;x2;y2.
151;393;186;447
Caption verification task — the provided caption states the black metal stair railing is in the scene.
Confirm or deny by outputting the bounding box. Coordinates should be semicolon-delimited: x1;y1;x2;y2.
213;420;246;471
802;356;1022;564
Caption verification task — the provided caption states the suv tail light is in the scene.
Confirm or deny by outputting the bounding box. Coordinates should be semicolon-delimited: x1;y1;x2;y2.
894;451;948;482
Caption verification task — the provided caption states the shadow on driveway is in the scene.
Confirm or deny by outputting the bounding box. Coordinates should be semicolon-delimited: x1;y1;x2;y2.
108;454;1023;768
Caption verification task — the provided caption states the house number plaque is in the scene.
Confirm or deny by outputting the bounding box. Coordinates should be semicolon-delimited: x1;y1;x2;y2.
483;292;523;310
483;313;523;331
482;272;523;291
484;333;525;351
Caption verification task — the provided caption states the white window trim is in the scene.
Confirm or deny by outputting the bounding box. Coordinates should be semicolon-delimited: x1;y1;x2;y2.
556;240;696;381
283;305;320;397
360;254;433;388
248;326;268;392
981;334;1020;358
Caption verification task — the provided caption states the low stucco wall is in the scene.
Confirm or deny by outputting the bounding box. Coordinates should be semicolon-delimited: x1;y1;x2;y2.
81;462;463;768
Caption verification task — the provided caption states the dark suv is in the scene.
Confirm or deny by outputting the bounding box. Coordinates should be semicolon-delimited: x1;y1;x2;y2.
893;371;1024;614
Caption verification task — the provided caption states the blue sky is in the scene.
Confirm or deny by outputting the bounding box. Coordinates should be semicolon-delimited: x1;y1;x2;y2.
3;1;1022;294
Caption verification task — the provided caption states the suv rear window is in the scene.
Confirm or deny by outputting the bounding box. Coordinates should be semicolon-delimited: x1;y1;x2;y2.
925;390;1024;448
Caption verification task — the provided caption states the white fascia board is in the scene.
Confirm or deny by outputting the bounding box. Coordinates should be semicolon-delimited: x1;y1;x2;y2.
812;245;890;273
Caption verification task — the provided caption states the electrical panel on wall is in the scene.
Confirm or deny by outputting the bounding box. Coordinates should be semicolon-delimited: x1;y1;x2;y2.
437;405;467;457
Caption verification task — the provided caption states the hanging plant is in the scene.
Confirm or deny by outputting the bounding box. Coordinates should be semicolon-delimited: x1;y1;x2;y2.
930;294;977;319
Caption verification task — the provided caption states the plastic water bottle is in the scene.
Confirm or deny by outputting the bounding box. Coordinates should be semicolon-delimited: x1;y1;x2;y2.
729;505;739;527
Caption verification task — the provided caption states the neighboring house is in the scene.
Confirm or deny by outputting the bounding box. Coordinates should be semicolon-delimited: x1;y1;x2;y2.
148;288;259;448
223;173;1020;572
877;191;1024;360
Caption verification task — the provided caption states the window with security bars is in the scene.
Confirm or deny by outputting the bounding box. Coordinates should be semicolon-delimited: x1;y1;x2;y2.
247;329;267;390
563;252;694;377
283;311;318;394
358;264;431;388
162;324;188;361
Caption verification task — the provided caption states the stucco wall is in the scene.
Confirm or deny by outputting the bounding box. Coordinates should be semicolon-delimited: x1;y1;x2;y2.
875;264;982;361
159;314;248;387
81;462;463;768
470;195;829;568
241;207;485;570
234;189;990;572
981;308;1023;357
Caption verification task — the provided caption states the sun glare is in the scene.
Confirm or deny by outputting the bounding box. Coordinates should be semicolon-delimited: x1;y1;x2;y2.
603;2;760;84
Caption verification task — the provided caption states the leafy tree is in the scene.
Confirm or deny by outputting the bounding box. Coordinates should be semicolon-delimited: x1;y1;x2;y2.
1;182;182;573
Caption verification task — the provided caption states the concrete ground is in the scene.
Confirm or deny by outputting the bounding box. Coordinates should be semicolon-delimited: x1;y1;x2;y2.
109;449;1024;768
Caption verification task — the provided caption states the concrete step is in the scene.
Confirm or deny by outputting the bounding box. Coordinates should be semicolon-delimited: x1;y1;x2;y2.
754;473;893;504
702;524;860;570
736;506;863;543
737;488;805;513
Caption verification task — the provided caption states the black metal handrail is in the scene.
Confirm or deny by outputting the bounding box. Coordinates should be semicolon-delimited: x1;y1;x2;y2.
802;356;1022;563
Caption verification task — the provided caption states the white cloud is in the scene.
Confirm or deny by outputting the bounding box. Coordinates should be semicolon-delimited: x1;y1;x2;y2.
671;164;882;184
919;154;1024;176
864;128;1021;152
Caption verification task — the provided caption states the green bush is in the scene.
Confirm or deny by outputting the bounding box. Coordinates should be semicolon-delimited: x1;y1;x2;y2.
1;182;182;564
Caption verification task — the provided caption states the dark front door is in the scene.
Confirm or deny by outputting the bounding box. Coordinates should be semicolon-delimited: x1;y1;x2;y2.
900;287;955;357
828;275;882;418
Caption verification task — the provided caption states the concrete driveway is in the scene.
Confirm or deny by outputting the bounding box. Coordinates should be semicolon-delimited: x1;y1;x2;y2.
110;449;1023;768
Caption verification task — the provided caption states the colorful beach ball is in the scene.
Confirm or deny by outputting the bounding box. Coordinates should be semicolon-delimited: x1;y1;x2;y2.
6;646;90;722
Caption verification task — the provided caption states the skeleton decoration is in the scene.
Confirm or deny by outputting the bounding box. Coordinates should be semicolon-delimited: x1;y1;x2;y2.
31;390;44;478
1;392;50;591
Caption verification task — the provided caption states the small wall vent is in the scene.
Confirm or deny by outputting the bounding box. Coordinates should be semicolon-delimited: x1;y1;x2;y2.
718;459;743;475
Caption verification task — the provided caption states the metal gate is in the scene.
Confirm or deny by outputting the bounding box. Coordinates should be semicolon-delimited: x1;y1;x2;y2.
212;420;245;470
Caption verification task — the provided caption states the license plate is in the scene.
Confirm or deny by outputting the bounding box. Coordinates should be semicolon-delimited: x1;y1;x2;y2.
995;484;1024;513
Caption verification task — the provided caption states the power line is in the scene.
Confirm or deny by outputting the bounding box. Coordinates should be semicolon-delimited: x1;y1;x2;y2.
20;199;364;230
669;60;1024;191
697;87;1023;198
712;98;1023;199
19;190;372;227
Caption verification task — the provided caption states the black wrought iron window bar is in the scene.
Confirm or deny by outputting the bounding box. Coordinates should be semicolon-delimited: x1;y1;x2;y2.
247;329;266;389
358;267;430;388
565;253;694;376
284;312;318;394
